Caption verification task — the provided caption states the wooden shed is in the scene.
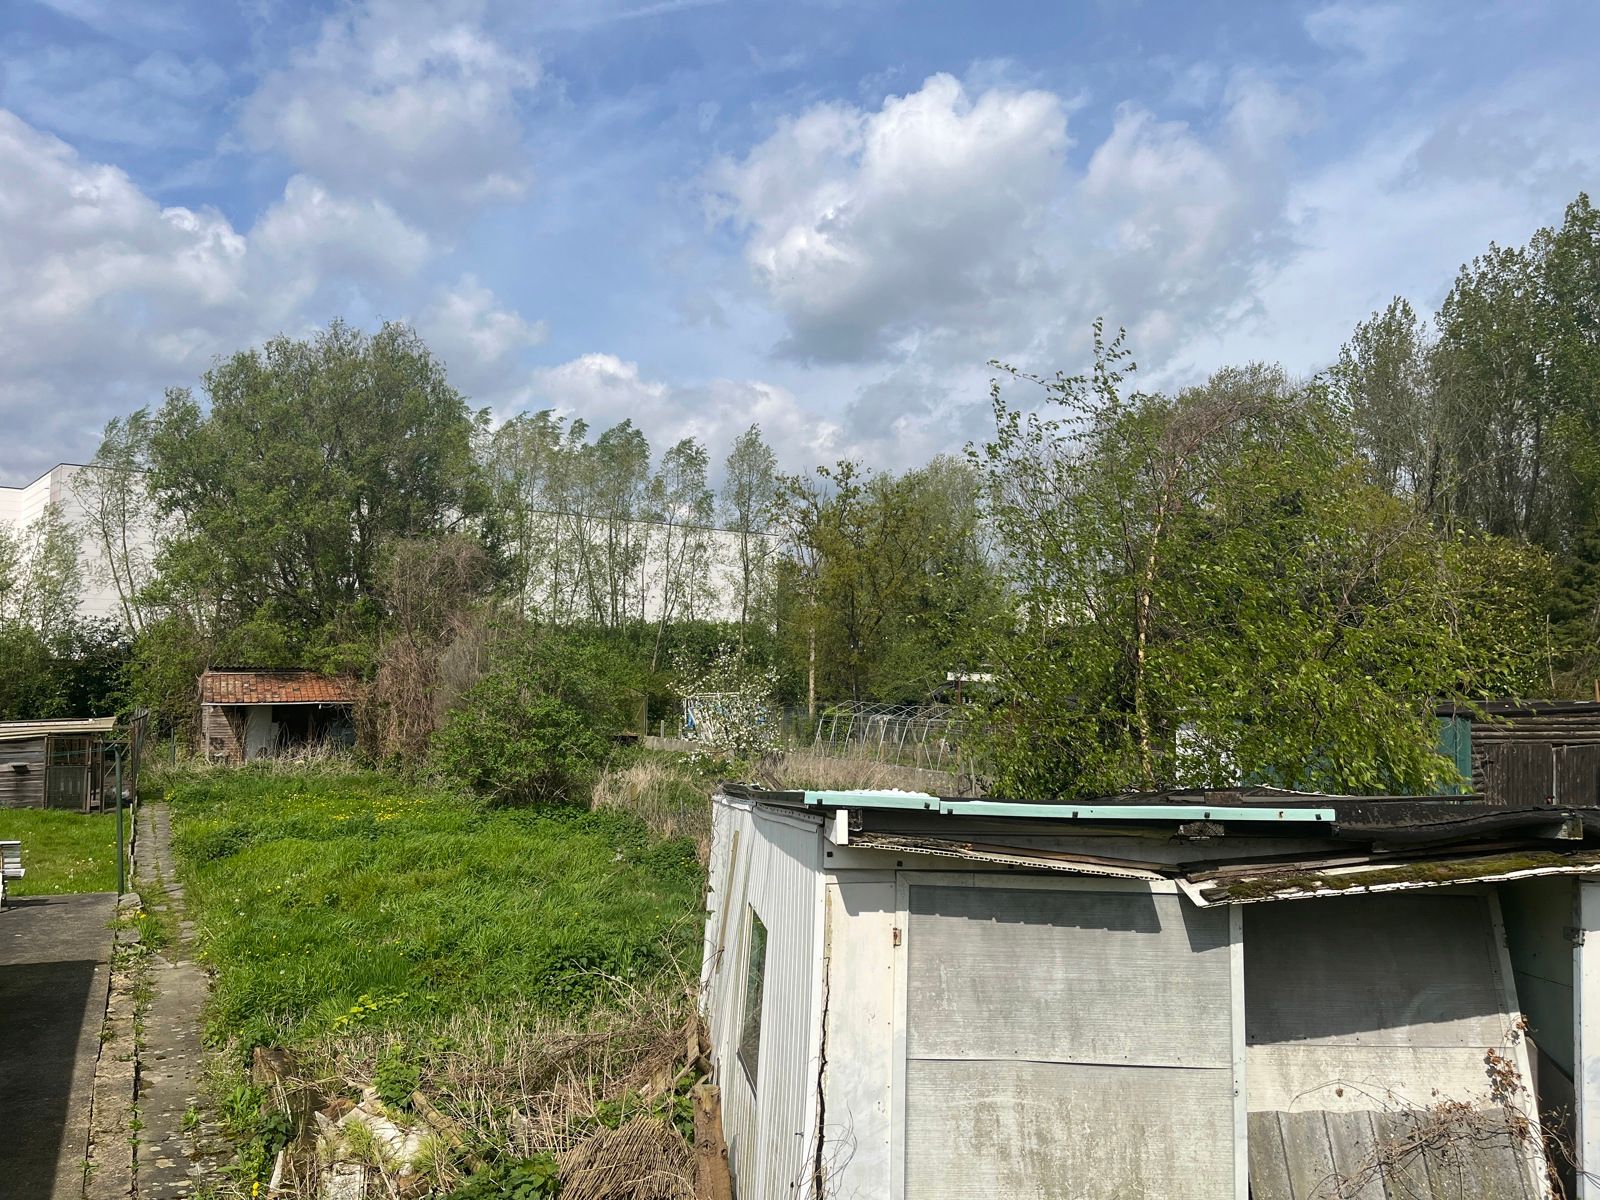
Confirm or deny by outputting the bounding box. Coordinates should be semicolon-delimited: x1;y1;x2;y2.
0;717;123;810
1440;700;1600;806
200;669;357;763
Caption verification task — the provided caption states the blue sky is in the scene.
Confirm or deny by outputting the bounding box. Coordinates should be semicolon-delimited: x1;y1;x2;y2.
2;0;1597;483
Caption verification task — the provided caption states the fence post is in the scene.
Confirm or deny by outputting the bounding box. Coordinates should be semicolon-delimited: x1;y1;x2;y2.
114;751;125;896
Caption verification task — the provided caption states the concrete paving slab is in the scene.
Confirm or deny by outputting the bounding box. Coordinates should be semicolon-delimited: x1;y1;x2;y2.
0;891;116;1200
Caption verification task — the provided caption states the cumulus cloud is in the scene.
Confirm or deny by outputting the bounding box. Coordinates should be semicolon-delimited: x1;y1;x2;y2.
708;72;1070;363
709;71;1315;379
0;106;551;482
253;176;432;291
0;110;257;476
241;0;538;219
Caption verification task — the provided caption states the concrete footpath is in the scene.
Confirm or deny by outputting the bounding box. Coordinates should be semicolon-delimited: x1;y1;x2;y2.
0;891;117;1200
132;802;227;1198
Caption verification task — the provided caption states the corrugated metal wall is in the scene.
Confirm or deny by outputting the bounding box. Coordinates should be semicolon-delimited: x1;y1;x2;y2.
701;796;825;1200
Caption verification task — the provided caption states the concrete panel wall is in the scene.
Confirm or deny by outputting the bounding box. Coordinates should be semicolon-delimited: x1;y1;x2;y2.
1246;891;1547;1198
900;881;1240;1199
1501;877;1576;1078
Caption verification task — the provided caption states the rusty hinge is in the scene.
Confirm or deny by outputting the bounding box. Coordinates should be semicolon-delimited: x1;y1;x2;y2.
892;927;902;947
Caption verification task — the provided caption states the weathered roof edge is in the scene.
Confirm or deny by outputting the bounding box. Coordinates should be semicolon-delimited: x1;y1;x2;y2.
0;716;119;740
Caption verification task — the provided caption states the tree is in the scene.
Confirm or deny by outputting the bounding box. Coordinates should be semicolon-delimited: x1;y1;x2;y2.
1433;242;1553;541
773;458;998;706
485;410;568;619
364;535;492;765
720;425;778;638
146;321;489;659
431;624;631;807
973;326;1550;801
0;503;84;637
70;410;159;632
647;438;713;670
1328;298;1441;506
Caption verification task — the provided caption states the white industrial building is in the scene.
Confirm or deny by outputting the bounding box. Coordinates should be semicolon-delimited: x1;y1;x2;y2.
0;462;134;624
701;783;1600;1199
3;461;771;629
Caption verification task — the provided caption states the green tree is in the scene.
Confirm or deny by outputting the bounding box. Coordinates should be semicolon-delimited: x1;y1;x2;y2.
973;326;1549;800
773;457;998;706
0;503;83;637
1328;297;1441;506
146;321;488;660
431;624;631;807
720;425;779;638
647;437;713;669
70;410;159;633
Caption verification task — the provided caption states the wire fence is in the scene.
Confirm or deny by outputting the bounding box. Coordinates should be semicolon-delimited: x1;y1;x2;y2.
801;701;974;773
656;698;986;781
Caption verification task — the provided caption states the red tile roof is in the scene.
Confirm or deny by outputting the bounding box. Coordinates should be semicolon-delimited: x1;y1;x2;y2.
199;669;358;706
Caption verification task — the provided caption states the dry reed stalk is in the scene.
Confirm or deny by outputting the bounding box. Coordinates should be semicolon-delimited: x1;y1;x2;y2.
592;760;712;863
559;1115;694;1200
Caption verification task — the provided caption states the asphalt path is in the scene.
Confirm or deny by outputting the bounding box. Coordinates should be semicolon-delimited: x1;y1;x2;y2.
0;891;115;1200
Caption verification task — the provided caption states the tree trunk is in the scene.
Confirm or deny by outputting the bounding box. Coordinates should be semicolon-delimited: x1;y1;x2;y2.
807;623;817;720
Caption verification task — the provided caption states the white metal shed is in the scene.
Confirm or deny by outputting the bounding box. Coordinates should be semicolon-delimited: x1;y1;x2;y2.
700;785;1596;1199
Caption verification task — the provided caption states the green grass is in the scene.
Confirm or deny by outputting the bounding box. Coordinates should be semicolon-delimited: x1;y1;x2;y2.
0;808;128;895
161;768;705;1051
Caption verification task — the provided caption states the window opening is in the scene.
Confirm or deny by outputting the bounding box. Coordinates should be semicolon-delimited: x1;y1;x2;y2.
738;908;768;1088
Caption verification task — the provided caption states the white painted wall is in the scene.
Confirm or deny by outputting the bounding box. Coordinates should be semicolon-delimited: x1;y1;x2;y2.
0;463;141;625
703;797;1250;1200
1576;879;1600;1199
701;797;826;1199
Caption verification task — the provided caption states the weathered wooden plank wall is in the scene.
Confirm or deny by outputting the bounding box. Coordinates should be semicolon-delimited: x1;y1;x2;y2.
0;736;46;808
1473;711;1600;805
202;705;244;763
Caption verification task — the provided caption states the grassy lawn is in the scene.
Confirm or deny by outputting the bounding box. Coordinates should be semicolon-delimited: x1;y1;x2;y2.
161;766;706;1051
0;807;128;895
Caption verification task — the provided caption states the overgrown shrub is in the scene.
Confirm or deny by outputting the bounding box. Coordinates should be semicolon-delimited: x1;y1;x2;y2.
432;626;628;807
447;1154;562;1199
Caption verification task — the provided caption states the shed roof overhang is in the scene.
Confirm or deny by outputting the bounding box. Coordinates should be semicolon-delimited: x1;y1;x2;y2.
0;716;118;741
720;782;1600;905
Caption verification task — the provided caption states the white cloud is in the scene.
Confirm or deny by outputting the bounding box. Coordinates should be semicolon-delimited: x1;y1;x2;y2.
0;110;258;476
0;107;554;482
711;71;1309;376
0;45;226;149
252;175;432;289
707;72;1071;363
1304;3;1414;72
241;0;538;219
418;275;547;398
